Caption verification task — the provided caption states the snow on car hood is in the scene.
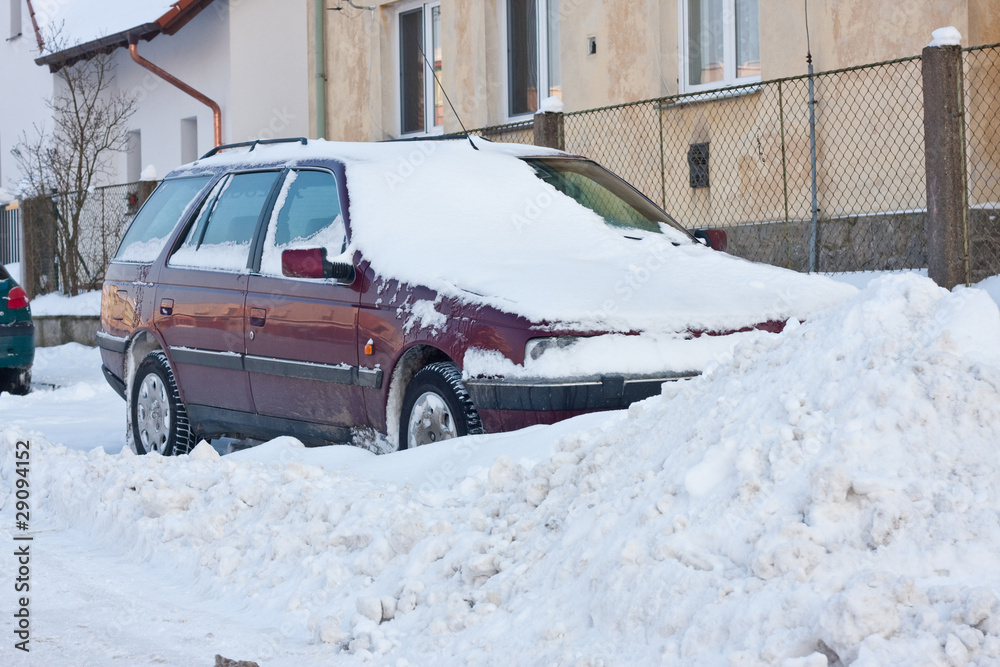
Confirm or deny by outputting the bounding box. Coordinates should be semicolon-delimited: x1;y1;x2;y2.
336;139;855;333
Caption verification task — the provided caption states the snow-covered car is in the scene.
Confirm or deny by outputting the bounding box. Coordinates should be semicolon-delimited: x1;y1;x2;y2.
0;262;33;395
98;137;852;454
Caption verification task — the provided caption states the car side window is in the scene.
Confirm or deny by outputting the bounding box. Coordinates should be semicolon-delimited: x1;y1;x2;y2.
169;171;281;272
114;176;212;263
259;169;347;277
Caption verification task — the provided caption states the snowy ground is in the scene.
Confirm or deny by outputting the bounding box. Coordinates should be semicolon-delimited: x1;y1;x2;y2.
2;273;1000;665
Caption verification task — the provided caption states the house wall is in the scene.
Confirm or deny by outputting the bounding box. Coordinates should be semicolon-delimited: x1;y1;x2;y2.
316;0;1000;143
0;0;53;196
228;0;310;142
111;0;309;184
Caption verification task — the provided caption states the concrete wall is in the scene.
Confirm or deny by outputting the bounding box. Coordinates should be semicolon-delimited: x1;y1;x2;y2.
316;0;1000;142
33;315;99;347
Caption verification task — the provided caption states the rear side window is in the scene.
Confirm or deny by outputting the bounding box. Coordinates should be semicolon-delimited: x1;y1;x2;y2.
259;169;346;276
169;171;281;272
114;176;212;263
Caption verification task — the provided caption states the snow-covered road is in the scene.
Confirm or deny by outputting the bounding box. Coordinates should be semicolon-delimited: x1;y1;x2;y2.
3;273;1000;665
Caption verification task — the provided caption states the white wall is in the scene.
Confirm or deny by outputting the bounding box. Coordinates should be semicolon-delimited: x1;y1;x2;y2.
228;0;309;143
1;0;310;190
112;3;233;184
112;0;310;183
0;0;54;195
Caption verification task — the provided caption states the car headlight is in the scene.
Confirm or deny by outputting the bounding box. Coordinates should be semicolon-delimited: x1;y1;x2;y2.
524;336;580;362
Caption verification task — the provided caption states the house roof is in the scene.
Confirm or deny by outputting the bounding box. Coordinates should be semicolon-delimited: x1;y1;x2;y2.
29;0;216;71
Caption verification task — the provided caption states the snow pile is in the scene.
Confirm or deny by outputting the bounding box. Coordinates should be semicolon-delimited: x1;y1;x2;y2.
929;27;962;47
3;274;1000;664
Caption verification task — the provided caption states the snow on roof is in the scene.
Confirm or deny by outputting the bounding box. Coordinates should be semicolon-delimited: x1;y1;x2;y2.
33;0;179;48
177;138;855;334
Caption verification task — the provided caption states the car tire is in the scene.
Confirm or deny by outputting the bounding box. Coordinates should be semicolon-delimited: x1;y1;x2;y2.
130;351;194;456
399;361;484;450
0;367;30;395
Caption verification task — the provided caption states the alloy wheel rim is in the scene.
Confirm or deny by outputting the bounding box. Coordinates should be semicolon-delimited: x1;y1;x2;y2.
407;391;457;447
136;374;170;453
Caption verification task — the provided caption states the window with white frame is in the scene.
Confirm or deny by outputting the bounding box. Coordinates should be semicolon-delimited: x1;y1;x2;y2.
398;1;442;136
506;0;560;119
679;0;760;93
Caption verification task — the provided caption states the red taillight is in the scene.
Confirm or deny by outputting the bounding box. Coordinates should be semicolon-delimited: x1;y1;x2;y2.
7;286;28;309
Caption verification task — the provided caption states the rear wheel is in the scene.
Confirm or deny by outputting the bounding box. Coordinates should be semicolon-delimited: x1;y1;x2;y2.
0;367;30;395
130;351;193;456
399;362;484;449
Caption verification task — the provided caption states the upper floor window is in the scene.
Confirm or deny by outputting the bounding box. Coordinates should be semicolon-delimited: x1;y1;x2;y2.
398;1;442;136
506;0;561;119
680;0;760;93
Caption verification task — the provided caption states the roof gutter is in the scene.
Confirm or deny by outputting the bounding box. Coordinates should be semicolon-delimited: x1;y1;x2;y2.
128;37;222;147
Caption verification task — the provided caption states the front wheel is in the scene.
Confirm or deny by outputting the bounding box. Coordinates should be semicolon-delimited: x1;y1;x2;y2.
399;362;484;449
130;351;194;456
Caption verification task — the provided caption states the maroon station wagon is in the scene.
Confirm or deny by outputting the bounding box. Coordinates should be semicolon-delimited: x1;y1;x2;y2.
99;137;849;455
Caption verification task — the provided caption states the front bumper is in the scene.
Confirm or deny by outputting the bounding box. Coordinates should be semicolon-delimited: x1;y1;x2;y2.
0;322;35;369
464;371;697;412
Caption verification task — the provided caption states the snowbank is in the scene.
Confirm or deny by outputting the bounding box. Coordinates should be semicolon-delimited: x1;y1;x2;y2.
3;274;1000;665
28;290;102;317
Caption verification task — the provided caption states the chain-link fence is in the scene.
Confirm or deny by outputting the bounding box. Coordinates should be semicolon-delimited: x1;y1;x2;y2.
22;180;156;295
68;181;156;288
965;44;1000;282
567;57;928;273
469;44;1000;279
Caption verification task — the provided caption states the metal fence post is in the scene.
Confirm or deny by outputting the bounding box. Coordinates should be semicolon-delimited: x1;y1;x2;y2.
922;42;970;289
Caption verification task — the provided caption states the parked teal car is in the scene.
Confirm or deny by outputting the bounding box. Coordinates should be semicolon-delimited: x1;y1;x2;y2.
0;263;33;394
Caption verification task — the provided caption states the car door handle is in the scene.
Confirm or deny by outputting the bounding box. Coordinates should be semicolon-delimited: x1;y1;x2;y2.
160;298;174;316
249;307;266;327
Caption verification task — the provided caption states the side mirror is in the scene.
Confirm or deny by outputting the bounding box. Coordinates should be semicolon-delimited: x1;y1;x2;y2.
281;248;355;283
692;228;728;252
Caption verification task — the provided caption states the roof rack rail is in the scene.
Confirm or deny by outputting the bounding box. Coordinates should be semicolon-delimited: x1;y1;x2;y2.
200;137;308;160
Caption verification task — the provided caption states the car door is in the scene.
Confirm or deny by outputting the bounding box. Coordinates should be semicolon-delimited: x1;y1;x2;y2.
245;168;369;430
155;170;282;415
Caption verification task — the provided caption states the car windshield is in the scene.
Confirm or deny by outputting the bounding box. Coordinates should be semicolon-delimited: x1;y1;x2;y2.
521;157;692;241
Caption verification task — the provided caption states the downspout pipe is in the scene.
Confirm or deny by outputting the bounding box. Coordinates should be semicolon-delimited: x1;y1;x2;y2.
128;37;223;147
314;0;327;139
24;0;44;52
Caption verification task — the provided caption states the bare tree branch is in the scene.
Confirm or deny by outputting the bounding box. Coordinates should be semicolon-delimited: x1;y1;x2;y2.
11;29;138;295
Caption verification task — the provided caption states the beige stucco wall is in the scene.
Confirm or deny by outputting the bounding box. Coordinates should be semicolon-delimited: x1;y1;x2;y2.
315;0;999;142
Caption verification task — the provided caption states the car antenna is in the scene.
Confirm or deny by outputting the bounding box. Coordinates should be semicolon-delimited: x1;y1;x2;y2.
416;42;478;150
